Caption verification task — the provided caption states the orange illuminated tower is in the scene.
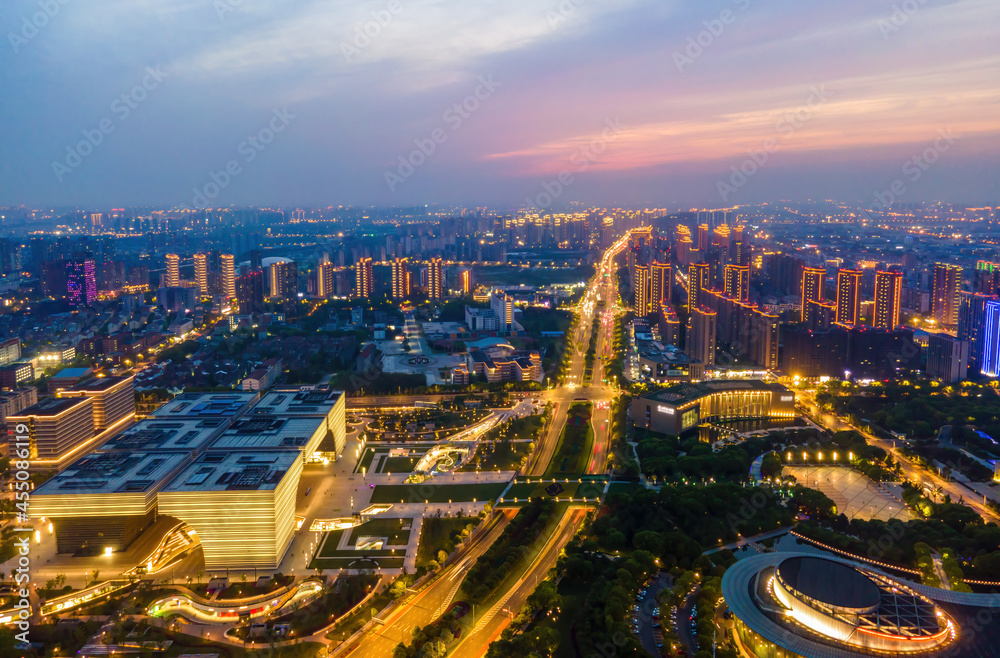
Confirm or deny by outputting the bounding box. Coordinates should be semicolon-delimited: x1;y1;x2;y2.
724;264;750;301
651;262;672;309
427;257;443;300
164;253;180;287
391;257;410;299
874;270;903;329
801;267;825;323
836;269;862;327
932;263;962;328
634;264;652;314
355;257;372;299
688;262;711;311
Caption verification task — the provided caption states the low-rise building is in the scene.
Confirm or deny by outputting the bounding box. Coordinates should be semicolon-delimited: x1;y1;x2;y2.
629;380;795;435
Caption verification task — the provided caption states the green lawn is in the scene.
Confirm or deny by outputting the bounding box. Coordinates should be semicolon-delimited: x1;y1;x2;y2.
377;455;422;473
416;517;479;568
546;402;594;475
347;517;412;546
369;483;507;504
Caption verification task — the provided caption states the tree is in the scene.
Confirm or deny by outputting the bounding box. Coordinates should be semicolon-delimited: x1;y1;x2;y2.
91;569;100;584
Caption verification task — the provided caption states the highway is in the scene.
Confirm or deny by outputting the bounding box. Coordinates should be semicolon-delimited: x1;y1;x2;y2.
337;233;632;657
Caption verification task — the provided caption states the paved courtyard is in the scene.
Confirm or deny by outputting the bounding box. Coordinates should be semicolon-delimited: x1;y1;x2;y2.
783;465;916;522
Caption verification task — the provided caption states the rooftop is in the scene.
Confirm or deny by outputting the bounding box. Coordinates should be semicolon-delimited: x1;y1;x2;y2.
100;418;228;453
641;380;790;406
208;415;321;451
33;450;188;496
52;367;92;379
151;391;258;419
161;450;299;493
64;374;134;392
249;389;344;417
10;396;91;418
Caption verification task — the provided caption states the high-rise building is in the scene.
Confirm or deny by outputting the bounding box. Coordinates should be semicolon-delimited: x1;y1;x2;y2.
391;257;410;299
958;291;997;374
193;253;209;295
800;267;825;323
932;263;962;328
926;333;970;383
355;257;373;299
428;257;443;300
651;262;672;308
459;267;473;295
236;268;264;315
688;307;716;367
981;300;1000;377
873;270;903;330
220;254;236;299
724;264;750;302
974;261;1000;295
634;264;652;315
806;299;837;332
164;253;180;287
835;269;862;327
317;261;334;298
688;262;711;311
491;291;515;332
66;259;96;309
269;260;298;299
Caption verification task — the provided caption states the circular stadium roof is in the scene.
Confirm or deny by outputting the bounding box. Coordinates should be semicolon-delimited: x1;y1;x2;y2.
777;556;881;611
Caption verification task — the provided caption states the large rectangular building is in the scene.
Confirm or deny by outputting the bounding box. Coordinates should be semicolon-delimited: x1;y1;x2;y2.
248;389;347;457
630;380;795;435
57;374;134;431
8;396;95;460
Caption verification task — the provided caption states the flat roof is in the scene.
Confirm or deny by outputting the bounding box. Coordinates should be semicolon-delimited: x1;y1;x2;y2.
33;450;188;496
52;367;91;378
10;396;91;418
161;450;299;493
249;389;345;417
100;418;228;453
65;375;133;392
151;391;258;419
641;380;790;406
208;416;320;451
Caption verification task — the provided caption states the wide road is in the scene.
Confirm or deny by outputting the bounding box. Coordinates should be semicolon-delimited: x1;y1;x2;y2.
336;510;513;657
797;389;1000;523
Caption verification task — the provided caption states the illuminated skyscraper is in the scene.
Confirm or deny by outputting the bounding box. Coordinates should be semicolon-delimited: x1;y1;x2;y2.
688;262;711;311
800;267;825;323
428;257;443;300
316;261;334;298
932;263;962;328
391;257;410;299
688;307;716;367
874;270;903;330
355;257;373;299
164;253;180;287
651;262;672;309
835;269;862;327
66;259;96;309
459;267;473;295
724;264;750;302
981;300;1000;377
220;254;236;299
269;260;298;299
975;260;1000;295
193;253;209;295
634;264;652;314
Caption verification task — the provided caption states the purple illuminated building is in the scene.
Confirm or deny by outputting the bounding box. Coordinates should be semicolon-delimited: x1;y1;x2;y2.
66;258;96;308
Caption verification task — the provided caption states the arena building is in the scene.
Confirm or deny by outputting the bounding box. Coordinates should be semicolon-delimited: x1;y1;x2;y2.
721;552;1000;657
629;380;795;435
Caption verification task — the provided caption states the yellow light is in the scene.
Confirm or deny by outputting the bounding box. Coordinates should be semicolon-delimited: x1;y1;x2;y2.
802;452;808;460
105;546;113;556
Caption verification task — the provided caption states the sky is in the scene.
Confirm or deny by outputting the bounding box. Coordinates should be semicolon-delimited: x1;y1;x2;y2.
1;0;998;210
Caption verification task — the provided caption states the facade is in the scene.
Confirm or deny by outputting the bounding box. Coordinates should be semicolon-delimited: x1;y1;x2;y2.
491;291;515;331
8;396;95;460
427;257;443;299
193;253;209;295
722;553;981;658
0;387;38;424
164;253;180;287
781;327;849;379
873;270;903;330
391;257;410;299
926;332;970;383
465;305;500;331
959;292;997;374
634;264;652;315
66;258;97;309
0;362;33;389
651;262;672;308
932;263;962;328
0;338;21;366
835;269;862;327
687;262;710;310
269;259;298;299
687;307;716;368
355;257;373;299
981;299;1000;377
724;264;750;302
467;350;541;383
630;380;795;435
220;253;236;299
236;268;265;315
57;374;135;431
800;267;824;323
